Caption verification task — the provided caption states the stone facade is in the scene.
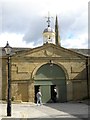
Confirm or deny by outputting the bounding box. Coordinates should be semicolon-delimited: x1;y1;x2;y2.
1;43;89;102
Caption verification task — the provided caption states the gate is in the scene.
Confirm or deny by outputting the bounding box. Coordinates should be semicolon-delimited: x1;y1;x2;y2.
34;63;67;103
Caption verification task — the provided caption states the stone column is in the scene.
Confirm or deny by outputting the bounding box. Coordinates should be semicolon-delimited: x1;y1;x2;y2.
28;81;34;103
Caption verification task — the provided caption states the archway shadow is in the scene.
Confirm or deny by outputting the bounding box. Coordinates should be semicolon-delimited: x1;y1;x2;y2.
43;102;88;120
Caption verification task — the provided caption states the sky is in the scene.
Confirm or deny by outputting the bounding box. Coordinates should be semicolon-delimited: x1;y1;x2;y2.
0;0;89;48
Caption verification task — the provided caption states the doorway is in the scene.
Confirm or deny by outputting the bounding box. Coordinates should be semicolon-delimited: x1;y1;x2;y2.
51;85;57;102
34;85;40;103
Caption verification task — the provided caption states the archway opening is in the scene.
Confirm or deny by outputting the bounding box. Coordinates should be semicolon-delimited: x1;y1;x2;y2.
34;63;67;103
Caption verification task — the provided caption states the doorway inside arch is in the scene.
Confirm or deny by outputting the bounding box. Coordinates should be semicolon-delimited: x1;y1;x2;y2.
34;85;40;103
51;85;57;102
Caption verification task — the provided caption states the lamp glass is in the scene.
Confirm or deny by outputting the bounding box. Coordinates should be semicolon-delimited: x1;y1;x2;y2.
4;42;12;55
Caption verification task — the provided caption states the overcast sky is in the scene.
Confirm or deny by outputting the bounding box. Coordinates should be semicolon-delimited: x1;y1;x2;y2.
0;0;89;48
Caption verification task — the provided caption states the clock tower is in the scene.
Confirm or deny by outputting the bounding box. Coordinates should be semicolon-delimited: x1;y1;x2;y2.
43;13;55;44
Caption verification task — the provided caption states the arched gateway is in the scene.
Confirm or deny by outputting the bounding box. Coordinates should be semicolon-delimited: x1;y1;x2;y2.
34;63;67;103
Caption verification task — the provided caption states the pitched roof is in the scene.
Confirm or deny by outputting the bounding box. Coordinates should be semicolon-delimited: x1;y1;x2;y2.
70;49;90;56
1;44;89;57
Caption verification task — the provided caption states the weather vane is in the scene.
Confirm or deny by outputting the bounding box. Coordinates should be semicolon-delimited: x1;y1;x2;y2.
45;12;53;27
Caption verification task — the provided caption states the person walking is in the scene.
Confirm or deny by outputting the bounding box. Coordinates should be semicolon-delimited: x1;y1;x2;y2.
36;89;42;106
53;87;57;103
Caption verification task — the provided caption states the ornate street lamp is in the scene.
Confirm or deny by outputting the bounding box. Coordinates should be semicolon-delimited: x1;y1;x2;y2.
4;41;12;116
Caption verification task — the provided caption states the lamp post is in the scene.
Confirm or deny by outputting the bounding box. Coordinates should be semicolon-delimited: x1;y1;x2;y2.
4;41;12;116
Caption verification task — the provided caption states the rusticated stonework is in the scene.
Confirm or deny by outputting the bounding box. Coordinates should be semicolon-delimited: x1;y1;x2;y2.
1;44;89;102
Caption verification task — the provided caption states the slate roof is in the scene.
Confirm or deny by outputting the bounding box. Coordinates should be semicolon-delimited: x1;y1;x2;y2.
0;45;90;57
70;49;90;56
0;47;31;56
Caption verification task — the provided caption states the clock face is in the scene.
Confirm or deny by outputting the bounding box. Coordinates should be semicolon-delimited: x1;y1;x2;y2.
48;38;52;42
45;47;54;56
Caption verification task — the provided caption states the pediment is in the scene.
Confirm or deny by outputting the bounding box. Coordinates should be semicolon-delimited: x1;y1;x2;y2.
14;43;85;59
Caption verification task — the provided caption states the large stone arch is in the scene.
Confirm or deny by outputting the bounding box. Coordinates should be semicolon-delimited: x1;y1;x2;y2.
32;62;69;80
32;62;68;103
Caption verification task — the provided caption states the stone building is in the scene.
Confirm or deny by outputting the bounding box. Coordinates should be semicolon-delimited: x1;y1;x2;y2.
0;16;90;103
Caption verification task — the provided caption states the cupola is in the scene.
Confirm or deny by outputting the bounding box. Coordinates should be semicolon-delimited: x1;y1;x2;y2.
43;13;55;44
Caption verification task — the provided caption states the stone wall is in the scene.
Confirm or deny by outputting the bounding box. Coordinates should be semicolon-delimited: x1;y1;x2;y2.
1;45;88;102
9;55;87;102
59;59;87;101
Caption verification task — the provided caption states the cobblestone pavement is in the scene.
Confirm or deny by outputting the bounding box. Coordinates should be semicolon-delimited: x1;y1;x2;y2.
0;102;88;120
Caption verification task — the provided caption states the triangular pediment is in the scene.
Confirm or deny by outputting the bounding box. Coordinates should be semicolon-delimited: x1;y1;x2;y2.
14;43;85;59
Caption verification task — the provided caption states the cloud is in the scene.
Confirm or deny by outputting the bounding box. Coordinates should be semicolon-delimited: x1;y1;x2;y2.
0;0;89;48
0;32;41;48
61;33;88;48
23;17;44;44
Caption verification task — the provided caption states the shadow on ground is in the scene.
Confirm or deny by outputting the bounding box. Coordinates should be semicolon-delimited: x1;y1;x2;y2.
44;102;88;120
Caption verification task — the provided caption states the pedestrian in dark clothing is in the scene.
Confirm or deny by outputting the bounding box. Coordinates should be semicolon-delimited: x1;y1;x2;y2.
53;87;57;102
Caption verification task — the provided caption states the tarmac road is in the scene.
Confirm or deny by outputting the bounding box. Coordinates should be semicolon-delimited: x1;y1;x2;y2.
0;102;88;120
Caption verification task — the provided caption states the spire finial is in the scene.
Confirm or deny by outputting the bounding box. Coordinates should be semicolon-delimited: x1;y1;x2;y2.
55;15;60;46
47;12;50;27
45;12;53;27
